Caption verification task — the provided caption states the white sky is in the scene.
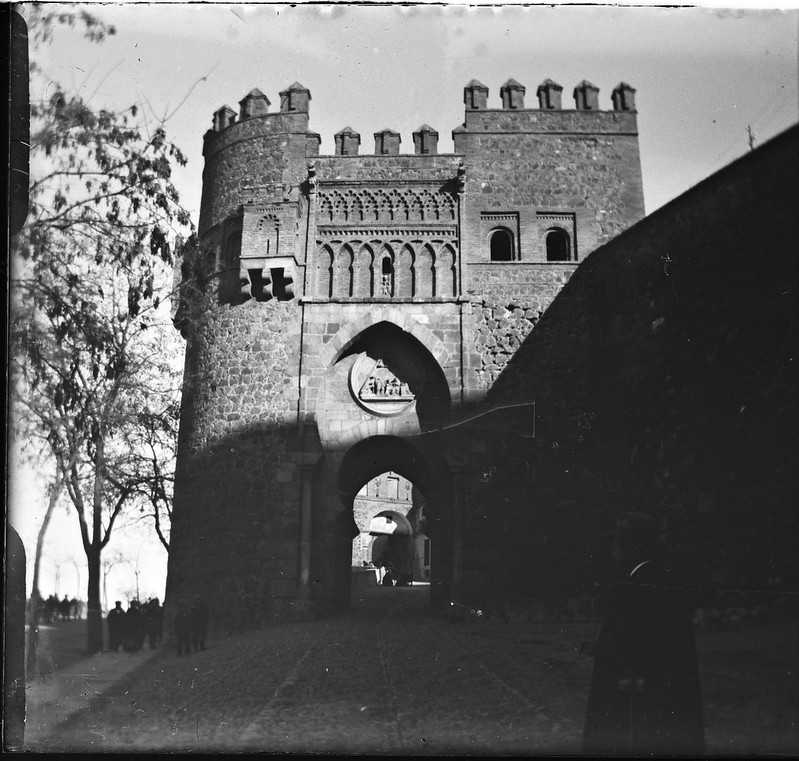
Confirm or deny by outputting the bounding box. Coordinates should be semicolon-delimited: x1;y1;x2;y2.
28;2;799;219
9;1;799;606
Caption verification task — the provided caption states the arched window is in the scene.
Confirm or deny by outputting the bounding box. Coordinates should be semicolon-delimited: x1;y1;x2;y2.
334;245;354;298
490;228;514;262
380;255;394;296
354;245;373;297
434;244;457;297
317;245;334;298
397;245;414;298
416;245;435;298
546;227;571;262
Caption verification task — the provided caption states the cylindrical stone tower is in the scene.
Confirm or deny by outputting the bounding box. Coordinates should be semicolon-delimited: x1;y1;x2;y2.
166;85;321;628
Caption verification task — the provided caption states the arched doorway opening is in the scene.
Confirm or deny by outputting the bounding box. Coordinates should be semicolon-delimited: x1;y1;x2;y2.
351;472;431;587
336;436;451;608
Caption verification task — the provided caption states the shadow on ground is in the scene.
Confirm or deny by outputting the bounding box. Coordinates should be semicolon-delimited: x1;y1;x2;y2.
22;588;798;756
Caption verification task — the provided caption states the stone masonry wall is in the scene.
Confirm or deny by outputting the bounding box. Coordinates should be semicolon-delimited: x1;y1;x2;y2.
458;109;644;275
313;155;461;182
456;107;645;403
466;263;578;389
455;126;799;607
200;112;310;236
167;288;308;627
300;302;463;442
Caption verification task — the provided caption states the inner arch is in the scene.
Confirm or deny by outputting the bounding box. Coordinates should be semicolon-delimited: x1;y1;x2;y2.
351;473;430;585
336;321;451;430
338;435;434;507
337;436;451;605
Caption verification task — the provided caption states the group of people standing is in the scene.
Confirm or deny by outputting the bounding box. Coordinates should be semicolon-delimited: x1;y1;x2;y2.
174;597;210;656
106;596;211;657
374;558;412;587
36;594;82;623
98;512;703;755
106;598;163;653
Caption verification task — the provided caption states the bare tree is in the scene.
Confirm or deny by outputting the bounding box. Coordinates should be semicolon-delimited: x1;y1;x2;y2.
10;6;191;655
101;550;127;613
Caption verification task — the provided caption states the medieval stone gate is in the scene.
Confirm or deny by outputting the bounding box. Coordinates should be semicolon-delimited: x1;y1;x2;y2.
167;77;645;625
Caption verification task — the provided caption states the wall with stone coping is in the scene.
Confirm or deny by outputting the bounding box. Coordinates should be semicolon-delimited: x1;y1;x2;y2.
463;108;638;134
313;155;462;182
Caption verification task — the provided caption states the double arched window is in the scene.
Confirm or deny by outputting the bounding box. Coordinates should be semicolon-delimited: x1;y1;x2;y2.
489;228;515;262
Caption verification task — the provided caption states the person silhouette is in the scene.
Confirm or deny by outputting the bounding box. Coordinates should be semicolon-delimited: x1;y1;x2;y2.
582;511;704;756
106;601;126;652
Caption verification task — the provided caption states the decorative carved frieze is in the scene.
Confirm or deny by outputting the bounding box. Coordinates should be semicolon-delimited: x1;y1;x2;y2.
317;227;457;239
537;211;575;223
480;212;518;223
316;186;457;225
350;355;416;417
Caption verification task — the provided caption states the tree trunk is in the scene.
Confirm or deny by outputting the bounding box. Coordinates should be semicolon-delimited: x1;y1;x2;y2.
86;548;103;654
25;589;41;675
25;483;63;674
86;432;105;655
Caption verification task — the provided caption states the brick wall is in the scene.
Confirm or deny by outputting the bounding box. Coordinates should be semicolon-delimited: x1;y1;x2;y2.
458;110;644;276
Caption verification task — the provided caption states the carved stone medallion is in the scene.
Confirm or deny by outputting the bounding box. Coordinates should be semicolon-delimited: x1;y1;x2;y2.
349;354;415;417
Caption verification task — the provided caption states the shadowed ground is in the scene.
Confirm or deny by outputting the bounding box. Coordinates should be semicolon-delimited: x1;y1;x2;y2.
22;586;798;755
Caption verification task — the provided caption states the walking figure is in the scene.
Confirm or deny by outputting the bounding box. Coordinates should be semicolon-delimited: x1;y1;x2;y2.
144;598;164;649
175;603;193;657
123;600;145;652
106;601;127;652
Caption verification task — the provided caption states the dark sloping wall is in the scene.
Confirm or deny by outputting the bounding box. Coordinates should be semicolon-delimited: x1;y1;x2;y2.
463;125;798;607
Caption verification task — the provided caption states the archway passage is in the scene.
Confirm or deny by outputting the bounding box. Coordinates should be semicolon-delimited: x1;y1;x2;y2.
337;436;451;608
351;472;431;588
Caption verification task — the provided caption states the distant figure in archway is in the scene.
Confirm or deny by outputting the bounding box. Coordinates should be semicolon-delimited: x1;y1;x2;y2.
381;559;395;587
582;512;704;756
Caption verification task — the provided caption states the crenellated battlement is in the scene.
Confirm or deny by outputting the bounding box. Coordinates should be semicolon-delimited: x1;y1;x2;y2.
204;78;638;157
